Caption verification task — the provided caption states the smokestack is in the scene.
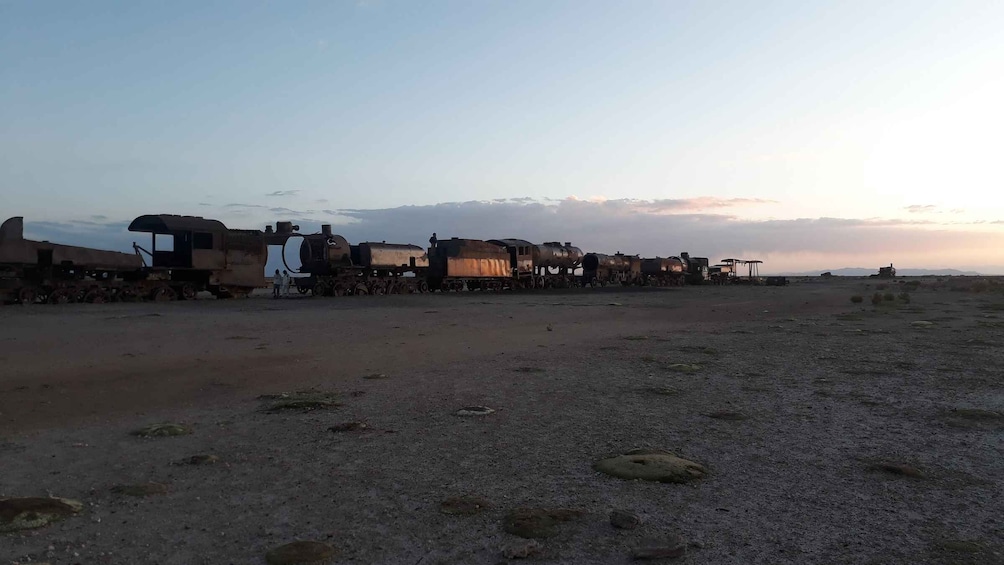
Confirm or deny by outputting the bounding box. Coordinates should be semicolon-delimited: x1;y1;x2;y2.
321;224;332;236
564;242;571;246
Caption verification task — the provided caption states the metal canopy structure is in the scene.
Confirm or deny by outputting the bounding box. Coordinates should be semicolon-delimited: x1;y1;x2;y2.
719;258;763;281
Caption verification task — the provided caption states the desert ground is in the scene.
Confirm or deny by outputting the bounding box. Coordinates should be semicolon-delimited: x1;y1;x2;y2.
1;278;1002;565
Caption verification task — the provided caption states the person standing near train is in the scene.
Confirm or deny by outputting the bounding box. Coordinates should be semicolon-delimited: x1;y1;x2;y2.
282;270;291;296
272;269;282;298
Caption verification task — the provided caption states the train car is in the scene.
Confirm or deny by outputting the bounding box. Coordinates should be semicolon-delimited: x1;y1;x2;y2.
581;252;642;287
680;252;709;285
708;264;733;285
532;242;583;288
487;239;535;284
128;214;268;299
1;216;145;304
427;238;512;291
640;256;687;286
293;225;430;296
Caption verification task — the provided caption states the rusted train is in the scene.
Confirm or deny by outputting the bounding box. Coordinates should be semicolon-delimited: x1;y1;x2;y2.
2;214;748;304
1;215;276;304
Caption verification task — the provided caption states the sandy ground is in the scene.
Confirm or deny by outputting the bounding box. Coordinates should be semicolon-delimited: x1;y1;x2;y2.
1;279;1002;564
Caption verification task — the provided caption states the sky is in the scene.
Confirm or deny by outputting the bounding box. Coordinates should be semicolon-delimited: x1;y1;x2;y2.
2;0;1003;273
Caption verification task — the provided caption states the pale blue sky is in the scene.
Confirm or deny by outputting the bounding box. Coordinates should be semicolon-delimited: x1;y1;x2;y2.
2;0;1003;270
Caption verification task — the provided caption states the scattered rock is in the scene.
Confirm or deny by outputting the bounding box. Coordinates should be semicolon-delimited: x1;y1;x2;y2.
623;335;649;341
546;324;553;331
868;462;923;478
111;482;168;497
666;364;701;373
329;421;369;433
455;406;495;417
265;541;337;565
608;302;623;306
362;373;388;380
0;497;83;532
643;386;680;396
703;411;747;421
440;495;491;515
610;509;642;530
501;540;542;559
631;535;688;560
503;507;585;539
261;391;341;413
514;366;546;373
177;454;219;465
594;449;706;484
911;321;934;327
131;423;192;438
936;540;983;553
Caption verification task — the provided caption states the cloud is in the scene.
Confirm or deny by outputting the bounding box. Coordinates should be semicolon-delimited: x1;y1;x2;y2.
905;204;938;213
265;190;301;197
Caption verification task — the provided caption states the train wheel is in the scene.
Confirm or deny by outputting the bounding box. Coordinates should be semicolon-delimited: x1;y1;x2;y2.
151;286;176;302
17;287;37;305
354;283;369;296
48;289;71;304
370;282;386;295
179;284;197;301
297;286;310;295
84;289;107;303
418;280;430;293
312;282;326;297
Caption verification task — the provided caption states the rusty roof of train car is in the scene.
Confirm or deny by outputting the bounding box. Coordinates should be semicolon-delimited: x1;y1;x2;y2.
128;215;228;233
488;238;534;247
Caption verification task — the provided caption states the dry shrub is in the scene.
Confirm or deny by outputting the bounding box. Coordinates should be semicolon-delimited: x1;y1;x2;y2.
883;292;896;301
876;284;889;290
871;293;883;305
850;295;864;304
898;292;911;303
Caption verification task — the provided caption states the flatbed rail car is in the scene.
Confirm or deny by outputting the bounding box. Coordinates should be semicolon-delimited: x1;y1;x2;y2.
291;224;430;296
0;216;145;304
428;238;513;291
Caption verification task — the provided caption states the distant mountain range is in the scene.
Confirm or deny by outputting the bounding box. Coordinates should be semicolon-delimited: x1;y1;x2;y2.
776;268;985;277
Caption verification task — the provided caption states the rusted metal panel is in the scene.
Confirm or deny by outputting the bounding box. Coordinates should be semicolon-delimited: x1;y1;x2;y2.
358;242;429;269
445;257;511;278
641;257;686;276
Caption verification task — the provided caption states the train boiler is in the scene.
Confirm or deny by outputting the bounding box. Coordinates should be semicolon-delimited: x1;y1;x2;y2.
532;242;583;288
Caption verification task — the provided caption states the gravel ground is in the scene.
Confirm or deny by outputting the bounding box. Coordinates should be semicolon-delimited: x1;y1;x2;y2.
1;279;1002;564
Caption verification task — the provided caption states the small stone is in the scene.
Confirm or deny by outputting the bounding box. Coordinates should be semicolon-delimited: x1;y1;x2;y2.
179;454;219;465
111;482;168;497
362;373;388;380
503;507;584;539
666;364;701;373
265;541;337;565
868;462;923;478
594;449;706;483
328;422;369;433
440;495;491;515
631;535;687;560
703;411;747;421
610;509;642;530
131;423;191;437
502;540;541;559
455;406;495;417
0;497;83;532
911;321;934;327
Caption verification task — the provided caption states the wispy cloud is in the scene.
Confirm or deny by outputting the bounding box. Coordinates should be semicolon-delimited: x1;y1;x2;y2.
265;190;301;197
905;204;938;213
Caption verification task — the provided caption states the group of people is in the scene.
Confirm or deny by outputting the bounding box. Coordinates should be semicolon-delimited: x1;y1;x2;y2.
272;269;293;298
